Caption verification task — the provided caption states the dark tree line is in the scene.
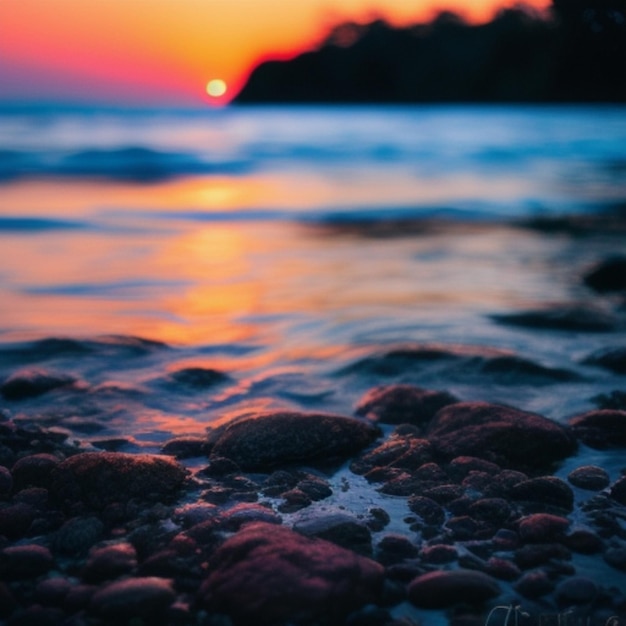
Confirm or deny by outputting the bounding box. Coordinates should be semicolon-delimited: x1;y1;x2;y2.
234;1;626;103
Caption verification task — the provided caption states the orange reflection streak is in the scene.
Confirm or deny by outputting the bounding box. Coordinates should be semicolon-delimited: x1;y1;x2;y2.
0;0;551;104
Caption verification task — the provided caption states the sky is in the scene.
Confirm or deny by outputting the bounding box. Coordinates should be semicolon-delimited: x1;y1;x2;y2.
0;0;550;107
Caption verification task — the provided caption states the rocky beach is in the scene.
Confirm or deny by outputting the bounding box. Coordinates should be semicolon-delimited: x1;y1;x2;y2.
1;105;626;625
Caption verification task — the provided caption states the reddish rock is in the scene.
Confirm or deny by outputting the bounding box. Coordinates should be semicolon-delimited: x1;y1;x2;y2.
518;513;570;543
199;522;384;625
427;402;576;470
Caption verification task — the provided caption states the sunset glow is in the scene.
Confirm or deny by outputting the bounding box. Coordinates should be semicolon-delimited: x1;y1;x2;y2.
0;0;550;106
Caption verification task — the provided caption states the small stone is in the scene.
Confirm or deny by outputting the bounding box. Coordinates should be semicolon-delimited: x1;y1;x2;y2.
161;436;208;459
297;476;332;501
376;534;419;565
448;457;501;481
604;545;626;571
555;577;598;607
485;557;521;581
0;502;35;539
569;410;626;449
407;496;445;526
610;476;626;505
366;507;390;532
518;513;570;543
567;465;611;490
510;476;574;511
168;366;229;389
90;576;176;619
11;454;61;490
294;512;373;557
355;384;458;425
0;465;12;495
82;543;138;583
420;544;457;564
0;544;54;578
468;498;512;524
55;517;104;556
173;502;219;528
408;569;500;609
514;570;554;598
563;529;603;554
514;543;571;569
35;577;72;606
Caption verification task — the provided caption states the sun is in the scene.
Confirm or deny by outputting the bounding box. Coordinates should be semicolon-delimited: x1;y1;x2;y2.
206;79;227;98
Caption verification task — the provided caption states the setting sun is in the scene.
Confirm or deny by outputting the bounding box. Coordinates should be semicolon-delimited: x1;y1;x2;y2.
206;79;227;98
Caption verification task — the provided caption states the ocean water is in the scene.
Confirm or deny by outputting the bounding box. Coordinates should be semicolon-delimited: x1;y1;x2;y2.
0;105;625;446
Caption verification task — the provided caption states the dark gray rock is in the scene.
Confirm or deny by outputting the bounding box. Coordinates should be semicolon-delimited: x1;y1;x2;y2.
407;496;445;526
11;453;61;490
583;256;626;293
50;452;188;511
0;544;54;578
569;410;626;449
555;577;598;607
161;436;209;459
55;516;104;556
294;512;373;557
0;465;13;495
35;577;72;606
375;534;419;565
0;502;35;539
1;368;76;401
518;513;570;543
82;543;137;582
448;456;501;481
514;543;571;569
609;476;626;505
514;570;554;598
563;529;603;554
604;545;626;571
208;411;380;471
583;347;626;374
420;544;458;564
168;366;229;389
427;402;576;471
468;498;512;525
567;465;611;490
408;569;500;609
355;384;458;425
90;576;175;619
510;476;574;511
198;522;384;625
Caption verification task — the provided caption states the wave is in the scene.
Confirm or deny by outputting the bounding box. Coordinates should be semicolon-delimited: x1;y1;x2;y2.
0;147;251;183
0;216;88;231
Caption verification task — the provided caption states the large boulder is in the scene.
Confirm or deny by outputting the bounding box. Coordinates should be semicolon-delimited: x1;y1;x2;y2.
208;411;380;471
50;452;188;511
198;522;384;625
427;402;576;470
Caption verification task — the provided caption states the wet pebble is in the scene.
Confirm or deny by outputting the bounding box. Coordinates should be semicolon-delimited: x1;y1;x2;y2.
604;544;626;571
448;456;501;481
355;384;458;425
90;576;176;619
555;576;598;607
563;529;603;554
35;577;72;606
0;502;35;539
514;543;571;569
509;476;574;512
376;534;419;565
420;543;458;564
11;454;61;490
567;465;611;490
0;368;76;401
407;496;445;526
54;516;104;556
161;436;209;459
294;512;373;556
468;498;512;525
0;465;13;495
609;475;626;505
82;543;138;582
514;569;554;598
485;557;522;581
0;544;54;578
518;513;570;543
569;410;626;449
408;569;501;609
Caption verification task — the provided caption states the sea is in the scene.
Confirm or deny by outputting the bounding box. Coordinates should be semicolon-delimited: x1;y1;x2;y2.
1;104;625;449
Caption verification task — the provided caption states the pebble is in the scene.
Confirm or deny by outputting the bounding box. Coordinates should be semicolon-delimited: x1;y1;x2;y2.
420;543;457;564
583;256;626;292
90;576;176;619
208;411;380;471
407;496;445;526
375;534;419;565
0;368;76;401
82;543;138;582
0;544;54;578
509;476;574;511
514;569;554;598
160;436;209;459
0;465;13;495
11;453;61;490
609;475;626;505
54;516;104;556
355;384;458;425
569;410;626;449
294;512;373;556
567;465;611;490
518;513;570;543
408;569;501;609
555;576;598;607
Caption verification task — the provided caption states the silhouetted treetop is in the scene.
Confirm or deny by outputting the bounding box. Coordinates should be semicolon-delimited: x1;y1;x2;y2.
234;1;626;104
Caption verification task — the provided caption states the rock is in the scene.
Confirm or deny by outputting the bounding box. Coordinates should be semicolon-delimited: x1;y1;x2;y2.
173;503;219;528
35;577;72;606
294;512;373;557
518;513;570;543
514;570;554;598
11;453;61;490
50;452;188;511
82;543;138;583
569;410;626;449
448;457;501;481
408;569;500;609
491;306;617;332
407;496;445;526
609;476;626;505
198;522;384;624
485;557;521;581
0;368;76;402
296;476;332;501
514;543;571;569
555;577;598;607
219;503;282;531
583;256;626;293
567;465;611;490
168;366;229;389
208;411;380;471
563;529;603;554
592;390;626;410
0;502;35;539
355;384;458;425
427;402;576;471
604;545;626;571
350;433;433;477
467;498;512;525
510;476;574;511
583;347;626;374
420;544;458;564
375;534;419;565
0;465;13;495
55;516;104;556
0;544;54;578
161;436;209;459
90;576;175;619
478;355;580;383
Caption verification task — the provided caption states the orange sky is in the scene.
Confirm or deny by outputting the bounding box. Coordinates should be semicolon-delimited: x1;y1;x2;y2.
0;0;550;106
